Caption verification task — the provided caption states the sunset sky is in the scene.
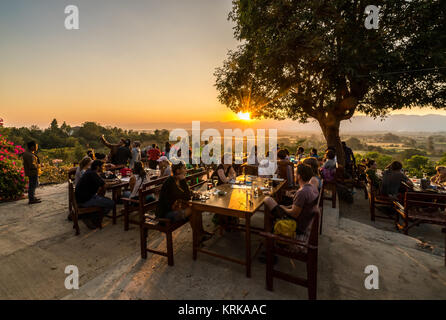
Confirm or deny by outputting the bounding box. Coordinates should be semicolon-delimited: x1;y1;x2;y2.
1;0;445;129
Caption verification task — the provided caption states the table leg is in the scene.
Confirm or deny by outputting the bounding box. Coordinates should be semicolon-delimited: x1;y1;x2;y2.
246;213;251;278
112;189;117;224
192;209;199;260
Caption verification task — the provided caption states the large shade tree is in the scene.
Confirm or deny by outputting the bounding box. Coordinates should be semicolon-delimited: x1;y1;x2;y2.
215;0;446;165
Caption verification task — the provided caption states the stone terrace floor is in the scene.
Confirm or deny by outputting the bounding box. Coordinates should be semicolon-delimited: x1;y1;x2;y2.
0;183;445;299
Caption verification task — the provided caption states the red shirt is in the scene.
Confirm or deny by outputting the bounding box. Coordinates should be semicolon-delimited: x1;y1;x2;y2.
148;148;161;161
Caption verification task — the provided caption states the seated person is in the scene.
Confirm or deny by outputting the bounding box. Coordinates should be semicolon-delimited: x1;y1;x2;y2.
211;155;238;226
158;156;172;177
320;149;337;182
302;157;322;191
264;164;320;235
75;160;115;229
431;166;446;186
365;159;381;191
211;156;236;185
380;161;413;199
155;162;211;240
276;149;294;188
310;148;319;159
74;156;92;186
296;146;305;162
122;161;155;203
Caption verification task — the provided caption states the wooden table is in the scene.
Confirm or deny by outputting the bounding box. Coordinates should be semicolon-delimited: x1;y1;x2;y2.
190;176;285;277
105;180;129;224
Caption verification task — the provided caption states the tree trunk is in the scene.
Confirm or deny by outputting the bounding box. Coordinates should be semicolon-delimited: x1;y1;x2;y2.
319;120;345;167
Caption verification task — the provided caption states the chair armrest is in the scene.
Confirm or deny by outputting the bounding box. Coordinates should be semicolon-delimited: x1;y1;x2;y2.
260;232;308;247
393;200;404;211
121;197;139;204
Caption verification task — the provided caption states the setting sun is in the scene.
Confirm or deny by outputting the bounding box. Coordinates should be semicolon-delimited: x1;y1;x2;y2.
237;112;251;121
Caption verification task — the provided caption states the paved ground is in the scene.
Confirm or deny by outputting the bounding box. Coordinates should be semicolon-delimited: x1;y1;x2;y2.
0;184;445;300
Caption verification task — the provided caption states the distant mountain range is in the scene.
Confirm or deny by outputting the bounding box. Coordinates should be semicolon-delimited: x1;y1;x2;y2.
130;114;446;133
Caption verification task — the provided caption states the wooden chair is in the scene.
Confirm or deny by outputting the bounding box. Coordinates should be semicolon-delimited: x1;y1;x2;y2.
443;228;446;266
138;169;209;266
68;180;102;235
261;211;320;300
121;175;169;231
393;191;446;235
318;180;324;235
138;190;188;266
276;160;295;189
366;177;394;222
122;169;208;231
321;179;336;209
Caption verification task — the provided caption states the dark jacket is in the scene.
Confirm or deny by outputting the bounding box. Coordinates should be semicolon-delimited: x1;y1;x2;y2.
156;176;191;218
22;151;40;177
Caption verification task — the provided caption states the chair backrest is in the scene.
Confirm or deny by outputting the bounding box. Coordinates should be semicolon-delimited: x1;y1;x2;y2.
186;169;209;189
68;170;76;181
308;211;320;249
276;160;294;187
405;191;446;211
68;179;79;213
317;180;324;210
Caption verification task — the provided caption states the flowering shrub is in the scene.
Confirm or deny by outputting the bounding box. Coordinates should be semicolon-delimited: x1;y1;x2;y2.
0;134;26;201
38;154;71;185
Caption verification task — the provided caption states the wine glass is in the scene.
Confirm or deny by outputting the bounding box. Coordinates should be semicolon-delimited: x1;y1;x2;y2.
212;178;218;189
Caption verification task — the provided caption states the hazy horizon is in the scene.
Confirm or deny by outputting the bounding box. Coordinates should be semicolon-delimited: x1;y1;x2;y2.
1;0;446;129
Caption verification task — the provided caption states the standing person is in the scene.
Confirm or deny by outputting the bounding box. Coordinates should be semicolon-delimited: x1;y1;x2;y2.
22;141;41;204
164;142;171;159
296;146;305;162
75;160;114;229
147;143;161;169
115;139;132;168
100;135;124;164
342;141;356;178
130;141;141;169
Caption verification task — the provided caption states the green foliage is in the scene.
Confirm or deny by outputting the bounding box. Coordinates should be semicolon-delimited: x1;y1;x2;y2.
438;153;446;165
0;119;169;152
404;155;436;178
381;133;400;143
